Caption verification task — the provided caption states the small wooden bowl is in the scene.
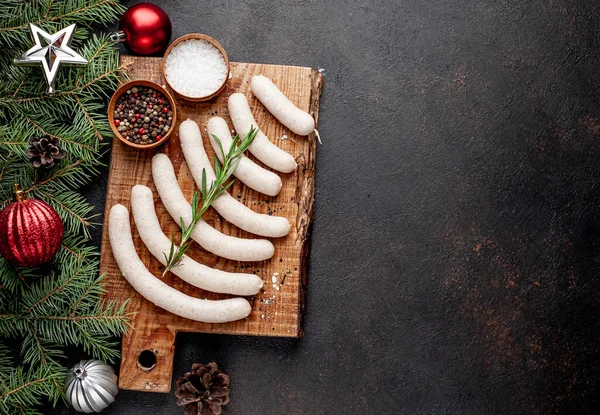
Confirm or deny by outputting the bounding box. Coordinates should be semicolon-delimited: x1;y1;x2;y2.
108;80;177;150
161;33;230;102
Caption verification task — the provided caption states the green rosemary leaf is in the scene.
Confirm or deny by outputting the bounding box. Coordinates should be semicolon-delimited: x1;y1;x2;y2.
211;133;226;162
228;134;240;158
162;127;258;275
222;179;235;192
214;154;221;177
201;171;207;200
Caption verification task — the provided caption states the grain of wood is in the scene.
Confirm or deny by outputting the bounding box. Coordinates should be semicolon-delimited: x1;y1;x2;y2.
99;56;323;392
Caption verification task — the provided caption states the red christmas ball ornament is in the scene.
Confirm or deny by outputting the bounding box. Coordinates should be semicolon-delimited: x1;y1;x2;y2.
0;184;64;267
112;3;172;55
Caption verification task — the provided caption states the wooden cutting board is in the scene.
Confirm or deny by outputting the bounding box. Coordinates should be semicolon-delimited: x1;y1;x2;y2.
99;56;322;392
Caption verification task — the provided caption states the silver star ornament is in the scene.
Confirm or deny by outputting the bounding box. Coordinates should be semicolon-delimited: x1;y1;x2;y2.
14;23;88;94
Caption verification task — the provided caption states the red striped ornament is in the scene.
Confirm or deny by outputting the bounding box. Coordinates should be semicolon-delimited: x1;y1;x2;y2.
0;185;64;267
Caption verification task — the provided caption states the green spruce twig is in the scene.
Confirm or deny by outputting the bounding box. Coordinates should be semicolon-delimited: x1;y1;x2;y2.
162;127;259;276
0;1;130;413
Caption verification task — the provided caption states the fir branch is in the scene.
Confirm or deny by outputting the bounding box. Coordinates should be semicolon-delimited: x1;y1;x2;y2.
0;2;129;412
0;341;13;373
0;257;29;295
0;0;125;47
35;189;99;238
68;273;104;315
26;267;85;314
0;366;64;415
74;95;103;141
0;152;14;181
22;330;65;405
0;373;49;400
25;116;97;153
25;159;82;191
0;65;123;104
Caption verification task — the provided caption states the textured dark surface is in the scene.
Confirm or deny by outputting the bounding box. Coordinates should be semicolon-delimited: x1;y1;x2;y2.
50;0;600;414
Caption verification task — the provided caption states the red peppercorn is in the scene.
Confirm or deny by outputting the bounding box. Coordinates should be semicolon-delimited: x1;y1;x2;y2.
134;93;138;97
115;120;120;126
139;128;145;135
152;93;157;98
130;118;136;123
136;114;142;118
158;99;164;105
162;107;169;114
156;135;162;141
148;103;153;109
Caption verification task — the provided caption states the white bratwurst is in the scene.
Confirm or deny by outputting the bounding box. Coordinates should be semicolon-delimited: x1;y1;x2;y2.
208;116;281;197
228;93;298;173
250;75;317;138
152;153;275;261
108;204;252;323
179;119;291;238
131;185;264;296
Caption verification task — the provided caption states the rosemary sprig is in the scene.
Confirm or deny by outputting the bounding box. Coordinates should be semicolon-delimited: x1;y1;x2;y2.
162;126;259;276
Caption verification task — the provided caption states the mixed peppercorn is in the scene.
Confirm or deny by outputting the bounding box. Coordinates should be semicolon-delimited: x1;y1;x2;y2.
113;86;173;145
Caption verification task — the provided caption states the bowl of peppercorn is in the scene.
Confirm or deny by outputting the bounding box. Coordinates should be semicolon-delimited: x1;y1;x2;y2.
108;80;177;149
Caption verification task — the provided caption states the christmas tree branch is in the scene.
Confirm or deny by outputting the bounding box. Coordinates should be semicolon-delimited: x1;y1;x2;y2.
12;77;26;97
0;1;129;412
36;189;99;237
0;152;14;181
0;0;125;46
0;377;49;400
0;366;63;414
26;160;82;190
26;268;84;314
74;95;104;141
0;341;13;372
26;116;96;151
22;331;65;401
60;243;88;262
0;65;123;104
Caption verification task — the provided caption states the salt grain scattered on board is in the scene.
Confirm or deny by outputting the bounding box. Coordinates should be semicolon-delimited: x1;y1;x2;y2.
164;39;227;97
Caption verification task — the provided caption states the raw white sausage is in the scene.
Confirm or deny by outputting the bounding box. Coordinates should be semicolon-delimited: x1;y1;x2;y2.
208;116;281;196
131;185;263;295
179;119;291;238
228;93;298;173
152;153;275;261
108;204;252;323
250;75;316;137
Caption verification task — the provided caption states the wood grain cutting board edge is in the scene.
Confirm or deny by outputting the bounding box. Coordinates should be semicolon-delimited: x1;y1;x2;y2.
99;56;322;392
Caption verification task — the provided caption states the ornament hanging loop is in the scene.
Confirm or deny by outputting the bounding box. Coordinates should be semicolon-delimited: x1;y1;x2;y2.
13;184;25;202
73;365;86;378
109;31;126;44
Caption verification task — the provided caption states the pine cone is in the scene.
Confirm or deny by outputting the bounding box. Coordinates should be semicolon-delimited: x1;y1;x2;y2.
26;135;66;169
175;362;230;415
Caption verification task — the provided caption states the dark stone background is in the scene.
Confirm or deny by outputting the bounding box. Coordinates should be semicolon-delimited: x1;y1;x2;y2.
50;0;600;414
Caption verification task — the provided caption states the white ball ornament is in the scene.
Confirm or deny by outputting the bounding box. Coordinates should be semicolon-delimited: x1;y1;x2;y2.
64;360;118;413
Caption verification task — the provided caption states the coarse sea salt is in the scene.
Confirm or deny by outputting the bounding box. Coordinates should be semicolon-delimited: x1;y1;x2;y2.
165;39;227;97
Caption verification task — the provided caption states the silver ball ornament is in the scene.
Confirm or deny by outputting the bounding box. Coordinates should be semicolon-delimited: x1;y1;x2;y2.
64;360;118;413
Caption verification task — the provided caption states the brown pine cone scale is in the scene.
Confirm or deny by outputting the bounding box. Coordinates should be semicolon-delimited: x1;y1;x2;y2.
26;135;66;169
175;362;230;415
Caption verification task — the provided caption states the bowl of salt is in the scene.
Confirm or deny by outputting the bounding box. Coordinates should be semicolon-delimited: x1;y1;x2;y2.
162;34;230;102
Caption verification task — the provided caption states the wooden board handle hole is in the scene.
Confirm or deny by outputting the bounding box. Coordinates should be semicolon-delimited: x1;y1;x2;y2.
137;349;157;372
